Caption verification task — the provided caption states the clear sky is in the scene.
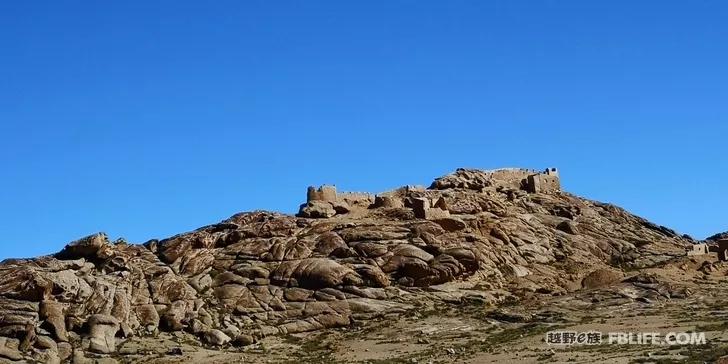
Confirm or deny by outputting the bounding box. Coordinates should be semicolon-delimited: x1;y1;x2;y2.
1;1;726;260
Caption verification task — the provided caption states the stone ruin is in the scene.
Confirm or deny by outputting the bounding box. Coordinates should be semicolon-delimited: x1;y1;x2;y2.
411;196;450;219
429;167;561;194
299;168;562;220
686;239;728;261
687;243;709;256
717;239;728;261
306;185;337;202
484;167;561;193
298;185;375;218
525;168;561;194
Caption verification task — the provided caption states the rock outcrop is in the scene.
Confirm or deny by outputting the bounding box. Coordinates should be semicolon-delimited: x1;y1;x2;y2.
0;168;693;361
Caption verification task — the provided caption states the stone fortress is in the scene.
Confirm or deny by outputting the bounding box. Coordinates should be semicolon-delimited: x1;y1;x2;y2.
472;167;560;194
298;167;561;219
526;168;561;193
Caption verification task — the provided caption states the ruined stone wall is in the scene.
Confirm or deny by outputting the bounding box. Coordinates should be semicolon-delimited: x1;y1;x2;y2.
538;174;561;193
718;240;728;261
412;197;450;219
307;185;337;202
687;243;709;256
488;169;535;187
524;169;561;194
338;192;375;206
374;195;405;208
307;186;373;205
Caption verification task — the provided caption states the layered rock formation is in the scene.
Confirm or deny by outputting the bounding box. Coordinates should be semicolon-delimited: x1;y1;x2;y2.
0;168;694;362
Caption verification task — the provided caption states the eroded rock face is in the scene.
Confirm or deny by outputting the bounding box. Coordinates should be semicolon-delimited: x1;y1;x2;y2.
40;300;68;342
87;314;120;354
0;168;693;361
581;268;625;289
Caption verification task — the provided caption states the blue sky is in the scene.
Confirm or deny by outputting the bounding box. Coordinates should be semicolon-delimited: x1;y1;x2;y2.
1;1;726;259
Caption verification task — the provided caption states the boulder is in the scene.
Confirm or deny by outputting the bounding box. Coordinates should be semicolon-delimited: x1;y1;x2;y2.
271;258;358;289
87;314;120;354
233;334;256;346
161;300;188;331
40;300;68;342
0;337;22;361
56;233;110;260
202;329;231;346
298;201;337;218
35;335;57;351
556;220;579;235
504;264;530;278
135;305;160;333
432;217;467;232
331;201;351;214
581;268;624;289
57;342;73;362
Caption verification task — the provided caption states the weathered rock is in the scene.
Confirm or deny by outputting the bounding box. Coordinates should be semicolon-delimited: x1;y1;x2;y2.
0;337;23;361
0;267;53;301
581;269;624;289
135;304;160;333
18;323;36;352
0;167;694;360
72;348;91;364
299;201;337;218
87;314;120;354
233;334;256;346
433;217;467;232
56;233;111;260
40;300;68;342
202;329;231;346
271;258;357;288
556;220;578;235
57;342;73;362
504;264;530;278
161;300;188;331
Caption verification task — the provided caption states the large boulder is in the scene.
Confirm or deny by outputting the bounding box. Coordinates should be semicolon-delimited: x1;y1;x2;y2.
40;301;68;342
581;268;624;289
202;329;231;346
56;233;111;260
271;258;358;289
0;337;23;361
298;201;337;218
135;305;160;333
87;314;120;354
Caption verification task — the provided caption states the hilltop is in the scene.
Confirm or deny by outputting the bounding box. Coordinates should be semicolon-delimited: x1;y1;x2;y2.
1;168;726;363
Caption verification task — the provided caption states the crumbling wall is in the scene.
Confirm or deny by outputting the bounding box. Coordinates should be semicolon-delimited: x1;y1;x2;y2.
718;240;728;261
338;192;375;207
687;243;709;256
412;197;450;219
374;195;405;208
489;169;535;187
301;186;374;218
307;185;337;202
525;168;561;194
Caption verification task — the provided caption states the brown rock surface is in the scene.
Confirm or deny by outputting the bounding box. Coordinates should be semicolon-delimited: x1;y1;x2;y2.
87;314;120;354
0;168;695;362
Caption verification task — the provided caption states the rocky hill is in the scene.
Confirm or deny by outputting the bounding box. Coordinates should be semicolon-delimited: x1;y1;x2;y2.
0;168;697;363
707;231;728;241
